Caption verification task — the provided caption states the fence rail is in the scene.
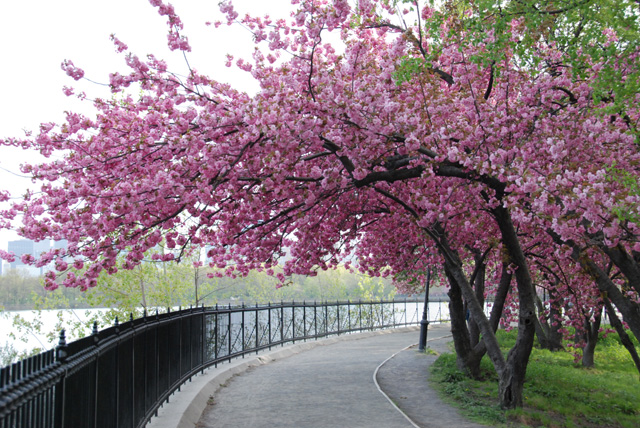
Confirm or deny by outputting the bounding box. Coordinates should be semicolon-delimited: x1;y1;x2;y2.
0;298;451;428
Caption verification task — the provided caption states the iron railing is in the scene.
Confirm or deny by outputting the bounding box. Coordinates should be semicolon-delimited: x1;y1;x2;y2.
0;298;451;428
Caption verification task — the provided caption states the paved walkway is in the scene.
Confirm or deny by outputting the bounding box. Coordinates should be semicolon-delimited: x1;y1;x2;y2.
190;325;486;428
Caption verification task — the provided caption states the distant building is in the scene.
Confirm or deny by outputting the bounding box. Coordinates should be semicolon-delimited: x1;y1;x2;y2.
53;240;68;251
6;239;55;276
8;240;34;270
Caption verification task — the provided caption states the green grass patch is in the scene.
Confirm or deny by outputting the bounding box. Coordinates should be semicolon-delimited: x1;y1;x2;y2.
429;329;640;427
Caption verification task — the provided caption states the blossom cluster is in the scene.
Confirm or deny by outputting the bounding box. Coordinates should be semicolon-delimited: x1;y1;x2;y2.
1;1;639;351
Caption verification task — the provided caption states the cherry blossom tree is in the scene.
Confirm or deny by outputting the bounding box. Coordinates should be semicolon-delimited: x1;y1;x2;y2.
1;0;639;408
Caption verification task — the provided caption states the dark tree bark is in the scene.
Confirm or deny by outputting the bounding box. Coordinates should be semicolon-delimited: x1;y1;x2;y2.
446;266;481;378
601;245;640;295
534;289;564;351
369;160;533;408
427;225;506;378
432;209;536;409
547;231;640;345
445;258;512;379
468;249;487;349
491;205;537;409
489;263;512;332
603;297;640;376
546;287;565;349
579;257;640;344
581;307;603;368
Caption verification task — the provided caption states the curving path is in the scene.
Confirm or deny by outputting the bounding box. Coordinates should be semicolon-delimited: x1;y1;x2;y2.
193;325;486;428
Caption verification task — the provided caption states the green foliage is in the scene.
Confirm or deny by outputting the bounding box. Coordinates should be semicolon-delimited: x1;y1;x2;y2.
0;270;53;310
412;1;640;114
0;341;19;367
356;275;397;301
1;259;401;364
430;328;640;427
430;353;505;424
393;57;431;85
605;162;640;223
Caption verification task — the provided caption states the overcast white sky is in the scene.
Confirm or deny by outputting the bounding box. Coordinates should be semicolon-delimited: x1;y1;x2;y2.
0;0;295;250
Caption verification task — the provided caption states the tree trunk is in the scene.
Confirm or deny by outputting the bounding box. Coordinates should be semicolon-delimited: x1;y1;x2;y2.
534;292;564;351
582;308;602;368
488;263;512;332
446;265;482;378
547;231;640;345
492;205;536;409
468;251;486;348
601;245;640;295
581;256;640;344
603;297;640;376
457;263;513;374
547;287;565;349
429;206;535;409
428;225;506;380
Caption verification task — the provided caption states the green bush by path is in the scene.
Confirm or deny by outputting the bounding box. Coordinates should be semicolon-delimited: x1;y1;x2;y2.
429;329;640;427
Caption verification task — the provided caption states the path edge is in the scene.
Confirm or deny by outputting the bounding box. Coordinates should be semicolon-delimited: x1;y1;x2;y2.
146;325;420;428
372;333;454;428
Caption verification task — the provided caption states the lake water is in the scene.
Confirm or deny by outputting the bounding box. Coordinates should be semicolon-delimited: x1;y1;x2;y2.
0;300;461;357
0;307;111;354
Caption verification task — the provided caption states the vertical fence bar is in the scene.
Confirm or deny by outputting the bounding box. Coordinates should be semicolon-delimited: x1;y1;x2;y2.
280;303;284;343
214;308;218;367
405;299;408;326
54;330;67;428
255;304;259;351
201;307;206;371
241;304;245;356
227;309;232;361
324;302;328;336
268;303;272;350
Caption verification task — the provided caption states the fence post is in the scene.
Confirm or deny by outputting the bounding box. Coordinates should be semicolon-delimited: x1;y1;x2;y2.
280;302;285;343
324;302;328;336
214;306;218;367
201;306;206;373
268;302;272;350
303;302;306;338
418;270;432;352
241;303;245;357
54;329;68;428
255;303;259;351
402;300;405;326
155;310;160;406
92;322;100;428
227;306;232;362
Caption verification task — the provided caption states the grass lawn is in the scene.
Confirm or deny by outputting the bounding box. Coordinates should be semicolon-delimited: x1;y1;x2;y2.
429;329;640;427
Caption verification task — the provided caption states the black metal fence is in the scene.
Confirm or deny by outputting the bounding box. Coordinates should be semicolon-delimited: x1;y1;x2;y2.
0;298;450;428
